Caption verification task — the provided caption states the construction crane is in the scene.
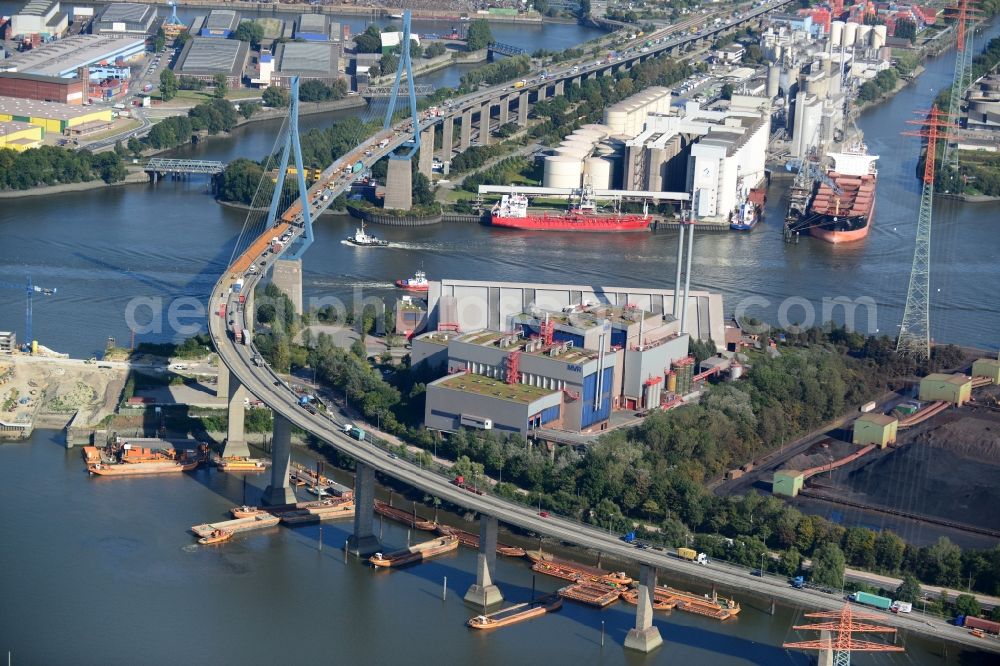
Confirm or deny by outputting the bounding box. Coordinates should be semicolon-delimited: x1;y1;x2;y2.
0;276;57;353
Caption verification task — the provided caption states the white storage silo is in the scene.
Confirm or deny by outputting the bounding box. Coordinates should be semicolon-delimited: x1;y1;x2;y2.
554;146;590;160
543;155;583;189
584;157;613;189
767;64;780;98
830;21;844;48
857;24;872;50
604;107;628;135
579;124;611;139
843;21;858;48
570;129;605;143
871;25;887;50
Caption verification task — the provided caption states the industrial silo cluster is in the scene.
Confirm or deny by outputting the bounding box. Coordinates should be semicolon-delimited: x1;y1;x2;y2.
543;124;621;189
828;20;887;50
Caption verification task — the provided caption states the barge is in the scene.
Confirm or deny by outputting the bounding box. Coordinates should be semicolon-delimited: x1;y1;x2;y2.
369;535;459;568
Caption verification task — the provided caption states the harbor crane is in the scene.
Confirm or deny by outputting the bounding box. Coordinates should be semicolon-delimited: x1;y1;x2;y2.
0;276;57;352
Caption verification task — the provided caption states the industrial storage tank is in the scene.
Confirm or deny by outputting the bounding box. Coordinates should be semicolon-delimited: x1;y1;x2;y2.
554;145;590;160
543;155;583;188
559;139;595;154
843;21;858;47
830;20;844;47
767;64;780;98
584;157;613;189
579;123;611;138
570;129;605;143
857;24;872;49
871;25;887;50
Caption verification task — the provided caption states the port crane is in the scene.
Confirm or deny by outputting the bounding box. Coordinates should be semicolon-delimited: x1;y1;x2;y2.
0;276;57;352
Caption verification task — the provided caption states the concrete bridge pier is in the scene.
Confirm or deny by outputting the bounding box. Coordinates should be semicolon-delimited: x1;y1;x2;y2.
464;514;503;607
272;259;303;314
498;97;510;126
554;80;564;96
261;413;296;506
347;462;381;556
518;91;529;126
478;102;491;146
537;85;547;102
384;155;413;210
216;363;230;399
418;125;435;178
818;630;833;666
223;371;251;458
440;117;454;162
459;110;472;151
623;564;663;653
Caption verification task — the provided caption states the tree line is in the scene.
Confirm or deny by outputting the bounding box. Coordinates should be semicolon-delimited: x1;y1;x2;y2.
0;146;125;190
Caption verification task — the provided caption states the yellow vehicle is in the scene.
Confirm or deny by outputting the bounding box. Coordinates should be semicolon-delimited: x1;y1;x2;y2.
513;80;526;89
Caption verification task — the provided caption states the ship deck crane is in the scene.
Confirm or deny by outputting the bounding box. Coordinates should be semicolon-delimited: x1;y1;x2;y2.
0;276;57;352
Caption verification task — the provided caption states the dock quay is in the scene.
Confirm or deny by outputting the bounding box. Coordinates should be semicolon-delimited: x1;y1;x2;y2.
436;524;526;557
557;582;622;608
622;585;741;620
190;513;281;538
467;594;563;630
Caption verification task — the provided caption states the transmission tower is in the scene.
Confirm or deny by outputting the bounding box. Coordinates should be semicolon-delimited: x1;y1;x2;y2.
896;107;958;360
265;76;313;260
942;0;979;174
783;603;904;666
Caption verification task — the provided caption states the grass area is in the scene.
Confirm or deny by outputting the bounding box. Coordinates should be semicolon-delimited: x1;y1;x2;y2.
438;373;555;403
164;89;262;104
83;118;141;142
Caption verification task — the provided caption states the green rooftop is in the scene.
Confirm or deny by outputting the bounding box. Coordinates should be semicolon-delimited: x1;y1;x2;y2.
436;373;558;404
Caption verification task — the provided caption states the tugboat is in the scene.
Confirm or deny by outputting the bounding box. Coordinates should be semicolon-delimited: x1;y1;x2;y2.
395;269;429;292
345;221;389;247
198;529;233;545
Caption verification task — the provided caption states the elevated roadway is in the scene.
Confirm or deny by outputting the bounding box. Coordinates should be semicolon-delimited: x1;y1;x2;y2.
203;0;1000;654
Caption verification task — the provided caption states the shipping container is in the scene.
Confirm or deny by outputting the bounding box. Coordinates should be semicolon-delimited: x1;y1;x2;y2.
860;401;877;413
850;592;892;610
241;328;250;346
352;160;364;173
232;278;244;293
344;424;365;441
677;547;697;560
963;615;1000;634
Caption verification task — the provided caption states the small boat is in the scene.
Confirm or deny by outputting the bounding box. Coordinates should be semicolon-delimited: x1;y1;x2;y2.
389;12;404;19
218;457;266;472
198;529;232;545
345;221;389;247
395;269;429;292
467;594;563;630
369;535;459;568
231;505;264;519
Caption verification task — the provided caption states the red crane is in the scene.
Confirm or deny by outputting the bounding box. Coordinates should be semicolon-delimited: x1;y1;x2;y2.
783;603;905;666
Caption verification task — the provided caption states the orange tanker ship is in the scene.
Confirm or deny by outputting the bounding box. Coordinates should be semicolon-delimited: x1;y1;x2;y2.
807;147;879;244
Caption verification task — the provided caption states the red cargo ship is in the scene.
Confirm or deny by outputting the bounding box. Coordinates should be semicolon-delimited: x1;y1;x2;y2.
490;192;652;232
808;147;879;244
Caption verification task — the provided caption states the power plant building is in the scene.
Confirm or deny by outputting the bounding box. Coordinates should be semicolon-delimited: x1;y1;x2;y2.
175;37;250;86
93;3;158;37
9;0;68;40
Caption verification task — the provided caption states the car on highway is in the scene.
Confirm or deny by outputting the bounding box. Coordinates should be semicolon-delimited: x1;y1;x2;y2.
750;568;764;577
538;511;549;518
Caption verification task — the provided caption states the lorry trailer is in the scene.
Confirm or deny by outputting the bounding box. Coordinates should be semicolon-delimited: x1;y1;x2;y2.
850;591;892;610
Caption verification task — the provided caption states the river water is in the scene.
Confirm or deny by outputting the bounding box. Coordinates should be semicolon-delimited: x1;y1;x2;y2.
1;12;999;664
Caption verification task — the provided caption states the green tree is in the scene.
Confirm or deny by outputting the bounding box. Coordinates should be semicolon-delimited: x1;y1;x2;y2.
954;593;980;618
350;337;367;358
299;80;333;102
780;547;803;576
811;542;846;589
843;527;877;569
159;68;177;101
466;19;493;51
233;21;265;48
874;531;905;573
424;41;446;58
153;27;166;53
213;73;228;98
720;83;734;100
263;86;290;108
354;24;383;53
213;158;265;203
127;136;142;157
114;139;126;156
895;573;922;603
239;101;259;119
894;18;917;43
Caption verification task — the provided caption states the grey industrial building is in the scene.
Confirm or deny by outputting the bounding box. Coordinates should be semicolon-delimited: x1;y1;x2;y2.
0;331;16;354
270;42;341;88
175;37;249;86
9;0;68;39
93;3;158;37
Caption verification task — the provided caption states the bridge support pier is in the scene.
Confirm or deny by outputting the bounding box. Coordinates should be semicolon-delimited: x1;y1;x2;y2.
623;564;663;653
216;363;230;399
478;102;491;146
498;97;509;126
418;126;435;178
460;110;472;151
347;462;381;556
261;413;296;506
272;258;303;314
441;117;454;162
384;156;413;210
223;372;250;458
518;91;529;126
464;514;503;608
818;630;833;666
554;80;564;96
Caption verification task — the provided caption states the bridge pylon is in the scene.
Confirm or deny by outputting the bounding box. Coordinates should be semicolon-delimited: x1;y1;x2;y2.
464;514;503;607
382;10;422;211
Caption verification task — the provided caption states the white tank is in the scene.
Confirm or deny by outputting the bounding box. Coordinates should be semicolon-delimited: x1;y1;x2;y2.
570;129;604;143
857;24;872;49
604;108;628;134
830;21;844;47
554;145;590;160
767;64;780;98
559;139;595;153
871;25;887;50
543;155;583;188
584;157;613;189
579;123;611;138
843;21;858;48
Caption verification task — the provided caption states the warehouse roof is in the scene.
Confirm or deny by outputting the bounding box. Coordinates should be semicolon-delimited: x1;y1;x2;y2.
0;35;146;77
205;9;239;32
0;120;38;133
433;373;557;404
16;0;58;17
922;373;972;386
96;3;156;25
298;13;327;34
0;71;79;85
177;37;248;76
0;95;108;120
275;42;338;75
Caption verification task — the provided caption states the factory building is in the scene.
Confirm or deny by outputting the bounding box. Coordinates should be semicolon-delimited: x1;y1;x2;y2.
295;13;335;41
852;413;898;449
199;10;240;38
972;358;1000;384
175;37;249;87
0;120;43;151
425;279;725;350
0;95;112;134
9;0;67;40
0;71;86;104
0;35;146;79
270;42;341;88
93;3;158;37
425;373;563;437
772;469;804;497
919;373;972;406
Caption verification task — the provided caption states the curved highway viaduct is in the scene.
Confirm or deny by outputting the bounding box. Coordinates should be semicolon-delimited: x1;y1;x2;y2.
207;2;1000;655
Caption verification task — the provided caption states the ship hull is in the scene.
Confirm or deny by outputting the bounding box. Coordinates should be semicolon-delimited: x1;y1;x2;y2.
490;213;652;232
809;200;875;243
